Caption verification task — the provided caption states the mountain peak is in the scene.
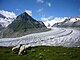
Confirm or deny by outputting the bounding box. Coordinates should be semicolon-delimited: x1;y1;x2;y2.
22;12;29;16
20;12;31;17
8;11;46;32
3;12;47;38
16;12;32;21
23;12;28;14
52;16;80;27
0;14;6;18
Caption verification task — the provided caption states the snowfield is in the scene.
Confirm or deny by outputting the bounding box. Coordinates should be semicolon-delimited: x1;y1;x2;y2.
0;27;80;47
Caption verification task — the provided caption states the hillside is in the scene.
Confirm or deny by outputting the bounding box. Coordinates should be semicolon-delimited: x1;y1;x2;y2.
1;12;47;38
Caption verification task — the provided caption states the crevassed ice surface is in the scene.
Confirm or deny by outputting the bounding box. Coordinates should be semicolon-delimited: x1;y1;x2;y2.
0;27;80;47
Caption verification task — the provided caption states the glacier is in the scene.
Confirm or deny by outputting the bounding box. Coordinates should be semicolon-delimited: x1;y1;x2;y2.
0;27;80;47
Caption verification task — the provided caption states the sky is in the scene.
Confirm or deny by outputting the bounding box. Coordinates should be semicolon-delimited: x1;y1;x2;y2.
0;0;80;26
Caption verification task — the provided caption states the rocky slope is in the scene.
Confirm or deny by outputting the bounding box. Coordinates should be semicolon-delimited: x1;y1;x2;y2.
1;12;47;38
8;12;46;31
52;16;80;27
0;14;15;30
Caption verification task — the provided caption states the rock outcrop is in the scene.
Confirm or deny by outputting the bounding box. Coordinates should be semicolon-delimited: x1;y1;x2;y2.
52;16;80;27
12;44;31;55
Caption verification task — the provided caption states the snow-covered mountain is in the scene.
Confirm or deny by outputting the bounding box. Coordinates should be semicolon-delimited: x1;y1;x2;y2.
52;16;80;27
0;10;16;28
2;12;47;38
0;15;15;27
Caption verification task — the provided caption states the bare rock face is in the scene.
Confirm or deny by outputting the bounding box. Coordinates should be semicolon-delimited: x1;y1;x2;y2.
12;44;31;55
2;12;47;38
52;16;80;27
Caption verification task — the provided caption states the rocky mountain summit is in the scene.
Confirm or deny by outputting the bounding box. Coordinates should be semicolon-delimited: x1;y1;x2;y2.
8;12;46;31
0;14;15;30
1;12;47;38
52;16;80;27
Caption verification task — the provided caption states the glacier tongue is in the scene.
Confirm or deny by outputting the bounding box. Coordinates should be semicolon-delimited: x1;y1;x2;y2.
0;27;80;47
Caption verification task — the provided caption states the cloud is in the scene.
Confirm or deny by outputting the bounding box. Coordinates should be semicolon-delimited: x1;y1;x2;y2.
0;10;16;18
16;9;20;11
37;0;44;3
41;17;48;21
37;8;43;13
48;16;54;20
41;16;54;21
25;10;32;16
43;17;68;27
47;2;51;7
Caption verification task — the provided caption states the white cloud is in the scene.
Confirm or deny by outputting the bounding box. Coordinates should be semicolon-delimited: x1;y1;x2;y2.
47;2;51;7
41;16;54;21
37;8;43;13
43;17;68;27
25;10;32;16
41;18;48;21
16;9;20;11
0;10;16;18
48;16;54;20
37;0;44;3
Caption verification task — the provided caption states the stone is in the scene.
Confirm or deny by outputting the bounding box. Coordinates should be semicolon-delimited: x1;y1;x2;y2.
12;43;31;55
12;44;22;54
18;44;31;55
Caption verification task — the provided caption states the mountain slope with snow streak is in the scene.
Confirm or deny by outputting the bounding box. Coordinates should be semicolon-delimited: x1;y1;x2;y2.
52;17;80;27
0;10;16;28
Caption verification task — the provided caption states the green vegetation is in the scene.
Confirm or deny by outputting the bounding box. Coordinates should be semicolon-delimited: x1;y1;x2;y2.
0;46;80;60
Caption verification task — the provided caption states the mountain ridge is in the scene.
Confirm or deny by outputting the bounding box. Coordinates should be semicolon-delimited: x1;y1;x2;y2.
8;12;46;32
52;16;80;27
1;12;47;38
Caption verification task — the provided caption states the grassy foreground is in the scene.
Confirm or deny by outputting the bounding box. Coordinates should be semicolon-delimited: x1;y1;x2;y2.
0;46;80;60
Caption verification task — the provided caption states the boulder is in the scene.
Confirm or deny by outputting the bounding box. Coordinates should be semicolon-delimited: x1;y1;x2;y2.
18;44;31;55
12;43;31;55
12;44;22;54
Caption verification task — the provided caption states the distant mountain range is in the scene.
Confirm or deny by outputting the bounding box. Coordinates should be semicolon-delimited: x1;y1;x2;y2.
0;14;15;30
52;16;80;27
0;11;80;38
1;12;47;38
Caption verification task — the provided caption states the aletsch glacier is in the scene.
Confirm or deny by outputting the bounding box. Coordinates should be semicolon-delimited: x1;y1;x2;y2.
0;27;80;47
